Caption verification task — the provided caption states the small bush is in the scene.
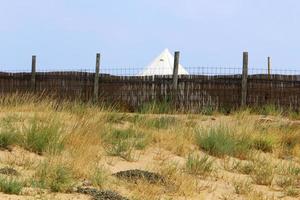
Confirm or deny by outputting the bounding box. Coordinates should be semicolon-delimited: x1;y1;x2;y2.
22;117;64;155
196;126;250;158
250;158;274;186
33;160;74;192
185;154;214;177
0;177;23;195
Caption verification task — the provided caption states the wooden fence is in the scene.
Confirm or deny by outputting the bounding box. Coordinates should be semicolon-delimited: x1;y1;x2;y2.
0;53;299;111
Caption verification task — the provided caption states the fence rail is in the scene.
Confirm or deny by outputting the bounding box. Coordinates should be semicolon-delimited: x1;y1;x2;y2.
0;53;299;112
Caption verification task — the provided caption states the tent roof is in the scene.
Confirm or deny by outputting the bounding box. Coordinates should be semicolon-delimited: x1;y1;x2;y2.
139;49;189;76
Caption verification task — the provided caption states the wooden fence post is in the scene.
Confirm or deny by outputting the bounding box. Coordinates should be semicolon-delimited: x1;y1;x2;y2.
268;57;271;78
241;52;248;107
31;55;36;92
93;53;100;102
172;51;180;105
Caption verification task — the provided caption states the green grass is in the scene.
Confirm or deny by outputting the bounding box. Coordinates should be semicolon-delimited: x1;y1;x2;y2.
200;106;215;116
138;100;173;114
196;126;250;158
0;115;21;149
251;136;274;153
0;177;23;195
22;117;64;155
103;128;148;161
33;161;74;192
186;154;214;177
0;131;19;150
146;116;177;129
105;113;130;124
252;104;283;116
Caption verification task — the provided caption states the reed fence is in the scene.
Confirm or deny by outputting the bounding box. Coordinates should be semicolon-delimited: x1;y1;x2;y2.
0;53;299;112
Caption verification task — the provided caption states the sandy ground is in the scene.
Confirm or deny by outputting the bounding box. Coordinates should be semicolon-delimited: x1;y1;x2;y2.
0;112;299;200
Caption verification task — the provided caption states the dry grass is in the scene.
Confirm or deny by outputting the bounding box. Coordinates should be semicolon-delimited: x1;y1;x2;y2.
0;95;299;199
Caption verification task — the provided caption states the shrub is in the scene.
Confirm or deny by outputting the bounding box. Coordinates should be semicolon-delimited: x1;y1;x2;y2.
0;177;23;195
185;154;214;177
22;117;64;155
196;126;250;158
33;160;74;192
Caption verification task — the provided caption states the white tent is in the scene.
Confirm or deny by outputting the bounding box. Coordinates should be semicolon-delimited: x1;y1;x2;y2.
139;49;189;76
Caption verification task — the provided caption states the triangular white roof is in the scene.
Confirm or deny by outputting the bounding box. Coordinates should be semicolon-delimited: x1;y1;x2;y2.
139;49;189;76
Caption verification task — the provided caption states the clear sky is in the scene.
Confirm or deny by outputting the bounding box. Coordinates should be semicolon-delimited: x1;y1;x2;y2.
0;0;299;72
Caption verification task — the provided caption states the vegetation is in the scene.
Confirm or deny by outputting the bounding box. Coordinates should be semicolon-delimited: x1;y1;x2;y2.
33;160;74;192
196;125;251;158
185;154;214;177
250;157;274;186
0;95;298;199
0;177;23;195
22;117;64;155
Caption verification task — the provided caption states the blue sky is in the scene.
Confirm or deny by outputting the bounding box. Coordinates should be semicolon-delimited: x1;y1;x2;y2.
0;0;299;72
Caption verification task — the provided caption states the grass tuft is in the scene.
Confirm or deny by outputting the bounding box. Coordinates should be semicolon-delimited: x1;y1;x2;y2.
146;116;177;129
196;126;250;158
138;100;173;114
232;179;252;195
185;154;214;177
103;128;148;161
250;157;274;186
33;160;74;192
0;177;23;195
22;117;64;155
251;136;274;153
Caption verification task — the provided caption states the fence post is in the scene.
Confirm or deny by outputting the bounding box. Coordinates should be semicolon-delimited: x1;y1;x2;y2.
31;55;36;92
93;53;100;102
268;57;271;78
241;52;248;107
172;51;180;106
